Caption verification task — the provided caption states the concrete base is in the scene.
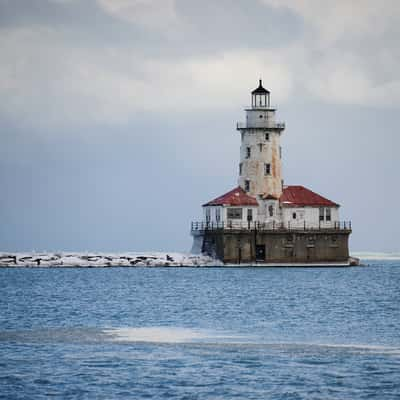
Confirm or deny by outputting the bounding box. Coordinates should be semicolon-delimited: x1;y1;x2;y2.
194;228;352;265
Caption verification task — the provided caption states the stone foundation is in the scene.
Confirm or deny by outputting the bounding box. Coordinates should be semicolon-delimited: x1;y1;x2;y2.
196;229;351;264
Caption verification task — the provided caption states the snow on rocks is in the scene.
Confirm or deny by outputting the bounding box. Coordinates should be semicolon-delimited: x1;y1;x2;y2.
0;252;222;267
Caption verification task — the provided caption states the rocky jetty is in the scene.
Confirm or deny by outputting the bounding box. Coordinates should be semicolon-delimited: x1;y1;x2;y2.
0;252;221;267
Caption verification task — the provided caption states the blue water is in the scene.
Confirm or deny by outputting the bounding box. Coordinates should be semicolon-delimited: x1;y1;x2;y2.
1;261;399;399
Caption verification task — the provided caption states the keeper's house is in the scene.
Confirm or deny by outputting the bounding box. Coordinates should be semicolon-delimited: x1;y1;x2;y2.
191;81;353;265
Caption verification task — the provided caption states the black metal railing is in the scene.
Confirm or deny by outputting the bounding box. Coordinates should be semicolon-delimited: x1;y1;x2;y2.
236;121;285;130
191;220;352;232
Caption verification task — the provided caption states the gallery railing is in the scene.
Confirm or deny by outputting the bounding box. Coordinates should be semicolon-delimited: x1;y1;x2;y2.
236;121;285;130
191;220;352;232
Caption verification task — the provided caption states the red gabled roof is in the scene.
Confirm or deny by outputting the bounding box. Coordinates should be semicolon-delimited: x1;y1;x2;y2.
203;187;258;207
280;185;339;207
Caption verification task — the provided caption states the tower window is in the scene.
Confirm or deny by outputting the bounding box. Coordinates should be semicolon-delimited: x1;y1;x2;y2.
246;147;251;159
264;163;271;175
292;212;297;219
259;143;263;152
265;133;269;141
268;205;274;217
239;163;242;175
259;114;263;119
245;180;250;192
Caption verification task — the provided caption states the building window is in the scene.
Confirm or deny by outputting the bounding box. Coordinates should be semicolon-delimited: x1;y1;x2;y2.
292;212;297;219
227;208;242;219
319;207;324;221
265;132;269;141
259;114;263;119
246;147;251;159
247;209;253;222
215;208;221;222
326;208;331;221
264;163;271;175
245;180;250;192
259;143;263;152
239;163;242;176
205;208;211;223
268;205;274;217
279;146;282;159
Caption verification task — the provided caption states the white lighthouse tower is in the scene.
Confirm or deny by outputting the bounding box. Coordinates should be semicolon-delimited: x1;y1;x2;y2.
191;80;352;265
237;80;285;199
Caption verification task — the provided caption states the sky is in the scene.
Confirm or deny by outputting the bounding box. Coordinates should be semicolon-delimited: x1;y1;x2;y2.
0;0;399;253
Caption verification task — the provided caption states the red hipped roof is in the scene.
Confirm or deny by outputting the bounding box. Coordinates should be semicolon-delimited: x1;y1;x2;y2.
203;187;258;207
280;185;339;207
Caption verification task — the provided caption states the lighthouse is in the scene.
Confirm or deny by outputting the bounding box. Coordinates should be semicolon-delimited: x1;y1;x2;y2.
191;81;353;265
237;79;284;199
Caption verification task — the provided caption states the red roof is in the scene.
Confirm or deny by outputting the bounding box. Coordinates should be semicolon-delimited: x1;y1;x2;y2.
280;185;339;207
203;187;258;207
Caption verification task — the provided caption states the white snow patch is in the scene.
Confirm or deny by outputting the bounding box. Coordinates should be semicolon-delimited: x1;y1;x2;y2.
0;252;222;267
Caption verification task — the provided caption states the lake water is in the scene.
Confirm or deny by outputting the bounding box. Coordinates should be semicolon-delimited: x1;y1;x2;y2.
1;261;399;399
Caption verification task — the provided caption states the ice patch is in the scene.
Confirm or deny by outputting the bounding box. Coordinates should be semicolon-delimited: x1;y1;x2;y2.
104;327;244;344
352;252;400;260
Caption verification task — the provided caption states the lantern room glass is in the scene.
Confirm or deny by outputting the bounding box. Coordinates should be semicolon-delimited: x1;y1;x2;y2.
252;92;270;108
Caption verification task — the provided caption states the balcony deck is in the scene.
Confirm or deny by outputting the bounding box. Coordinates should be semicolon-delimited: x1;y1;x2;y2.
191;221;352;233
236;121;285;130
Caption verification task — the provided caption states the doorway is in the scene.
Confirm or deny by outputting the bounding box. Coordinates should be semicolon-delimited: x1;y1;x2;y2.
256;245;266;262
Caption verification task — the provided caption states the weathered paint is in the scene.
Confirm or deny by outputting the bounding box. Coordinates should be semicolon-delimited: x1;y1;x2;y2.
201;229;351;264
237;94;284;198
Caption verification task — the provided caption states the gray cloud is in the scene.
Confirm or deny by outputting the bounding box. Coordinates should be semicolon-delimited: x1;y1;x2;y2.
0;0;399;252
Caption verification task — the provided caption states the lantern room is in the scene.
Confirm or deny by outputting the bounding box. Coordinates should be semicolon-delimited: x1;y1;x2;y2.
251;79;270;108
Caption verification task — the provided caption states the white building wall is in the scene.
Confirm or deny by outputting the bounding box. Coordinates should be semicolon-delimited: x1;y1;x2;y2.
282;206;340;228
257;199;282;225
202;205;258;225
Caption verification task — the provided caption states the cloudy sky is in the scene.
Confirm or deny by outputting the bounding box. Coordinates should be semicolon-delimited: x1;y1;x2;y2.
0;0;399;253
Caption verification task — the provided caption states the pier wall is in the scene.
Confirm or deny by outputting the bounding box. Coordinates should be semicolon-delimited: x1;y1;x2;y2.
199;229;350;264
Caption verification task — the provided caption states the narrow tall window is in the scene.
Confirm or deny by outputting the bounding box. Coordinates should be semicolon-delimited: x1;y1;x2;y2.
245;180;250;192
279;146;282;159
326;208;331;221
239;163;242;176
205;208;211;223
292;212;297;220
246;147;251;159
265;132;269;141
264;163;271;175
268;205;274;217
319;207;324;221
259;143;263;152
215;207;221;222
